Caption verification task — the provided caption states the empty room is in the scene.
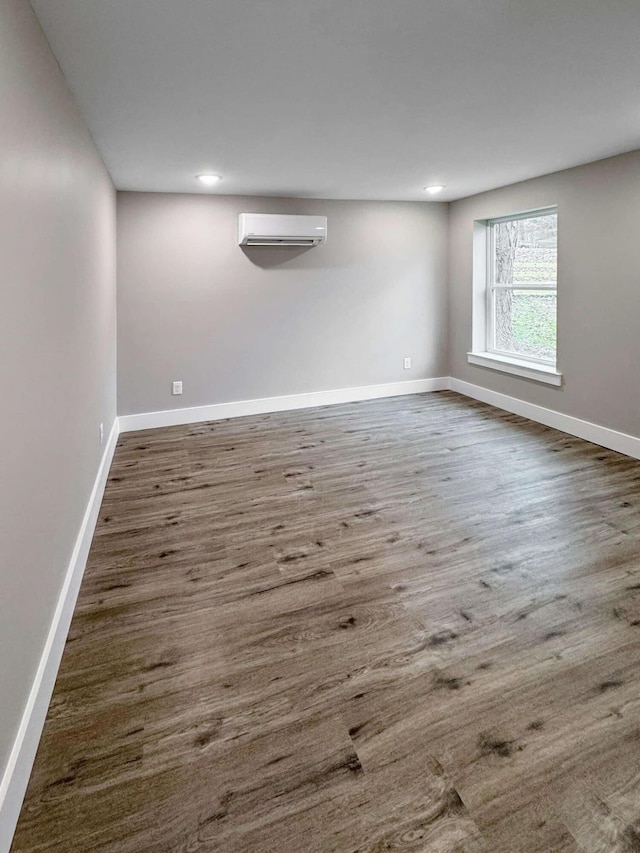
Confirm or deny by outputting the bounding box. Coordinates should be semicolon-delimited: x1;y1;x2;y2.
3;0;640;850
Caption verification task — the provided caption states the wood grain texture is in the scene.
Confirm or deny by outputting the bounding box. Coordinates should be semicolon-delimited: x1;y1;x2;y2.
10;391;640;852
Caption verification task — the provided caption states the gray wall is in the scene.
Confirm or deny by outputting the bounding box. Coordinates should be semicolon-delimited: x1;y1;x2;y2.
0;0;116;784
448;150;640;438
117;193;448;415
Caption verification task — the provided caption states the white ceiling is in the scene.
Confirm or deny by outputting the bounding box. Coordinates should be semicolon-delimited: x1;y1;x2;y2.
31;0;640;201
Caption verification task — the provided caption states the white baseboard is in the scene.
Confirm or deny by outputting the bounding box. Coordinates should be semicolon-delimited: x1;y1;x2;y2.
119;376;640;461
450;377;640;460
0;419;119;853
118;377;450;432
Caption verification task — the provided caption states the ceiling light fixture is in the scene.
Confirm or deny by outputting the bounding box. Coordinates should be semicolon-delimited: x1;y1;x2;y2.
197;174;221;186
424;185;445;195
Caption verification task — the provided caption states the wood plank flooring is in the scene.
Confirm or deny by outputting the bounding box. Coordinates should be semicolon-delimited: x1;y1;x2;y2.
10;390;640;852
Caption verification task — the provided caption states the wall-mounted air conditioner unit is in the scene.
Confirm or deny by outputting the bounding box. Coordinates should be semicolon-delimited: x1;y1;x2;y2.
238;213;327;247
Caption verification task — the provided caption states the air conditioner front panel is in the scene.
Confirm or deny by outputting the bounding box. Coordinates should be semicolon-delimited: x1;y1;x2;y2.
239;213;327;246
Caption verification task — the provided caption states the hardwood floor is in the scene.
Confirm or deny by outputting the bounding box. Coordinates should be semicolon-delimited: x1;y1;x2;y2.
10;390;640;852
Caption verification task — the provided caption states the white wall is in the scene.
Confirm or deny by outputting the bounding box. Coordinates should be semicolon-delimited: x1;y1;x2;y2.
448;150;640;438
117;193;448;416
0;0;116;841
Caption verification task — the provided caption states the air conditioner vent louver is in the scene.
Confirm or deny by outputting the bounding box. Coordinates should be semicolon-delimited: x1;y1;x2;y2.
245;238;317;247
239;214;327;247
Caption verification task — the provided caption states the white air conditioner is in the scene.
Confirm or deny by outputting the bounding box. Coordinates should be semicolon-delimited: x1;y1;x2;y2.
238;213;327;247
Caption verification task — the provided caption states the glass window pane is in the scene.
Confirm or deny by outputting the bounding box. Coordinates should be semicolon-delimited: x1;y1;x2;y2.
493;213;557;286
493;289;557;362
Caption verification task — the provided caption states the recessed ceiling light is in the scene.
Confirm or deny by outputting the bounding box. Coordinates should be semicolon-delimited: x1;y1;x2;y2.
197;174;221;186
424;185;445;195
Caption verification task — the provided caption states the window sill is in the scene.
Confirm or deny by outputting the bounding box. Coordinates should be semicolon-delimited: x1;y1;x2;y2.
467;352;563;386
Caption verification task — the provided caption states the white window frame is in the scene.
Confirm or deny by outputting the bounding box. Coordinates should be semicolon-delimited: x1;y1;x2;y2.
468;206;562;387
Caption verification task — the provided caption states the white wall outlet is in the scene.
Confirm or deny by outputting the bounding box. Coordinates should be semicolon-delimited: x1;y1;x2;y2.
99;422;104;445
403;357;412;370
172;380;183;396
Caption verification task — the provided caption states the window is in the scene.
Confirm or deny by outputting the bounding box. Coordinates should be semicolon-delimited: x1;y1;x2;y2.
487;208;557;366
469;206;562;385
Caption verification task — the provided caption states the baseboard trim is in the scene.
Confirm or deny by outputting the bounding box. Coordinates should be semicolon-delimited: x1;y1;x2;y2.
450;377;640;460
0;419;119;853
119;376;640;460
118;378;450;432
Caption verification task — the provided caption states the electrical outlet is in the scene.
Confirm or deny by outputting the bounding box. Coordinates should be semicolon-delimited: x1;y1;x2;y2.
99;423;104;445
403;357;412;370
172;380;183;396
